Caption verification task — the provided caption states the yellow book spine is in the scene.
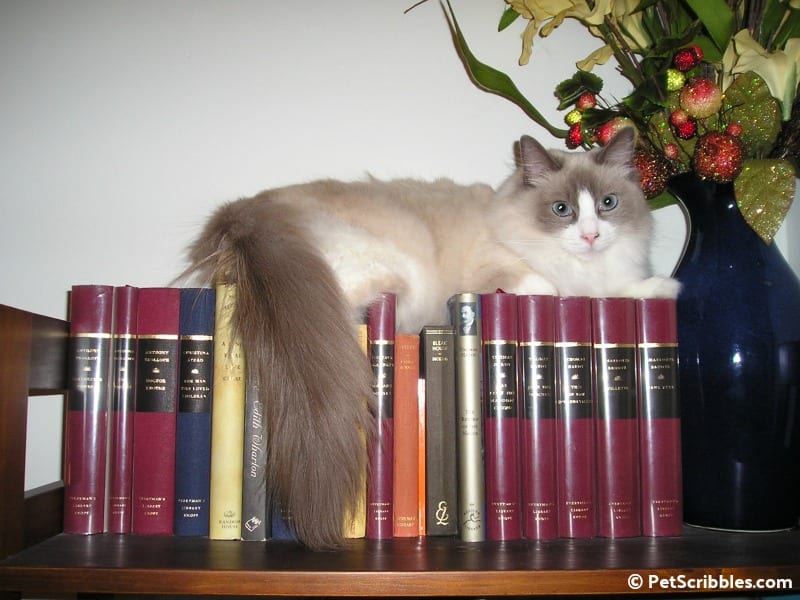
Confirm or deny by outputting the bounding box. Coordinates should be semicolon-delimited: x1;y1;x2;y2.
344;323;368;538
208;283;246;539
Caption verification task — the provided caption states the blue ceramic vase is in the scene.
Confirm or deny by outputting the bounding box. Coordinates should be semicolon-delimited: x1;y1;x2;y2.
670;173;800;530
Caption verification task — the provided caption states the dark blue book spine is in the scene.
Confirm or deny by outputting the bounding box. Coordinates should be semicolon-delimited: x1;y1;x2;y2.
270;502;297;541
174;288;215;536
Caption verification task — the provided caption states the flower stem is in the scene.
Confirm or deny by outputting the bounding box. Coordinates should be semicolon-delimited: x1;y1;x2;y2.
598;19;643;87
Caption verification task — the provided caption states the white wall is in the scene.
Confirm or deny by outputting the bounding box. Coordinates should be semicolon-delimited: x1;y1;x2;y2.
2;2;796;489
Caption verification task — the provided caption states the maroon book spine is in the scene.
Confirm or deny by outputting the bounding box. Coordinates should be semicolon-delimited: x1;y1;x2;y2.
107;286;138;534
636;298;683;536
64;284;114;534
481;292;520;541
517;295;557;540
555;296;596;538
366;293;396;539
592;297;641;538
131;287;180;535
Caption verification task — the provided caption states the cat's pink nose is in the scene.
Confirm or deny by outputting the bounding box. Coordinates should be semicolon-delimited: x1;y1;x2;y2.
582;232;600;246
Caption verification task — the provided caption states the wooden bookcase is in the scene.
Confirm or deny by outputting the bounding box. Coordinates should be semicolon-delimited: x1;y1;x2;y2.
1;302;799;598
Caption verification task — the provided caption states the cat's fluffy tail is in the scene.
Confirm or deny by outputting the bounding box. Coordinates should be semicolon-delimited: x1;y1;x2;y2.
184;196;374;550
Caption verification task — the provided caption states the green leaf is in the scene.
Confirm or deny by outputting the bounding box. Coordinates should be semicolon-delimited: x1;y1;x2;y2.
443;0;567;138
648;189;679;210
760;0;785;47
684;0;736;52
498;7;520;32
554;71;604;109
580;107;620;130
723;72;782;156
688;34;724;63
771;8;800;50
734;159;797;243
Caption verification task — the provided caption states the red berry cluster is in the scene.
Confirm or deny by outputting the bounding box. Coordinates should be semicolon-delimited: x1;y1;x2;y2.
565;92;597;148
559;45;747;193
665;49;745;183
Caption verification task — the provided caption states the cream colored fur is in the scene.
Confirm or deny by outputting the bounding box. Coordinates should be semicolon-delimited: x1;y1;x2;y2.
183;128;678;550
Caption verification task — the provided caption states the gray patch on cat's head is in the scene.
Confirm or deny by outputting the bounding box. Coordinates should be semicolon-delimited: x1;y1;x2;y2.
517;127;637;185
513;128;649;234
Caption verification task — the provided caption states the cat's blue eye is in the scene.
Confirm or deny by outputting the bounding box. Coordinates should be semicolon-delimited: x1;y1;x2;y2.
552;201;573;217
599;194;618;212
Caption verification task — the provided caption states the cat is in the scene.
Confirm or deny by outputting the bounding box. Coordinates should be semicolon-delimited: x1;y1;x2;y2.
182;127;679;550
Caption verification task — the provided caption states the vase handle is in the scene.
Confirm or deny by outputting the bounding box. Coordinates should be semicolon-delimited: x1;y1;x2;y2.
662;180;693;278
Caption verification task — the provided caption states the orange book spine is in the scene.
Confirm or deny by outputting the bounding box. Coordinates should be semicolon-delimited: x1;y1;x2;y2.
392;334;421;537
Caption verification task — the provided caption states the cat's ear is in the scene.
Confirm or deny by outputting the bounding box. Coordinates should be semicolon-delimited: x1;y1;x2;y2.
595;126;635;168
518;135;560;185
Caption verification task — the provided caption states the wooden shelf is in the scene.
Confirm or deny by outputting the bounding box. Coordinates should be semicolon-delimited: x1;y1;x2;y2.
1;527;799;597
1;302;799;597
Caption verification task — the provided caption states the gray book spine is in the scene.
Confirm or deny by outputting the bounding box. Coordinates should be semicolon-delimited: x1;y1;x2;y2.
241;379;269;541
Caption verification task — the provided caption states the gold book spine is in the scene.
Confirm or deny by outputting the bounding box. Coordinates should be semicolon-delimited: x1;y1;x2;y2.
208;283;246;540
450;292;485;542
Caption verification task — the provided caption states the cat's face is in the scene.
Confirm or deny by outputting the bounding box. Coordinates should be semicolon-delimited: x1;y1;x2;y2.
518;129;650;259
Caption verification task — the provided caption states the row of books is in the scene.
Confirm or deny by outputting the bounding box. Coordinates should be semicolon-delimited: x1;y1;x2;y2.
63;284;681;543
364;291;682;542
63;284;271;539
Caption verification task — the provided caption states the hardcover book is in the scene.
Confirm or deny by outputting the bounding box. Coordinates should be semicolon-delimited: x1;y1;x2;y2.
592;297;641;538
481;292;521;541
271;501;296;541
448;292;485;542
517;294;558;540
174;288;215;537
393;333;420;537
242;376;269;541
131;287;181;535
636;298;683;537
417;375;426;536
107;285;138;534
554;296;596;538
208;283;246;540
420;325;458;537
63;284;114;534
344;323;369;538
366;292;396;539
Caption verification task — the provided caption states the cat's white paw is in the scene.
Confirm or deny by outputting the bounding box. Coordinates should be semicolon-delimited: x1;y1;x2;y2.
622;276;681;299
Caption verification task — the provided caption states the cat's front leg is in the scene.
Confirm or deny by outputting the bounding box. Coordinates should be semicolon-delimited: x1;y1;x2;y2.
620;276;681;299
503;271;559;297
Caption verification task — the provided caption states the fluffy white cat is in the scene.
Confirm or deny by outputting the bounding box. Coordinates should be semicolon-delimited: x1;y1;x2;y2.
184;127;678;550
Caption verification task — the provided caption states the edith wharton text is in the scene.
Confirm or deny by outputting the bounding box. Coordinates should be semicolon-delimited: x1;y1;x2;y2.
247;401;265;479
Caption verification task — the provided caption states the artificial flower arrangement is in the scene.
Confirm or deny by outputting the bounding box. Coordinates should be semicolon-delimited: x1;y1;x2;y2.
442;0;800;243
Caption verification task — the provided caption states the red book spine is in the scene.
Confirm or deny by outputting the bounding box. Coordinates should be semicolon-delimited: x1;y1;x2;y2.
555;296;596;538
107;286;138;534
393;333;420;537
636;298;683;536
131;287;180;535
64;284;114;534
366;293;396;539
592;297;641;538
517;295;557;540
481;292;520;541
